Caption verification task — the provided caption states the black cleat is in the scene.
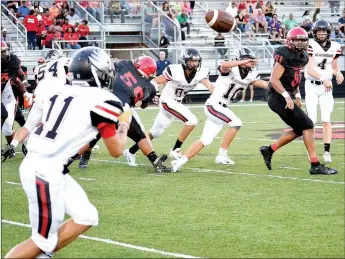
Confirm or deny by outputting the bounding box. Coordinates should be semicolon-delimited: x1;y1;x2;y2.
310;164;338;175
153;155;172;173
79;151;91;169
260;146;272;170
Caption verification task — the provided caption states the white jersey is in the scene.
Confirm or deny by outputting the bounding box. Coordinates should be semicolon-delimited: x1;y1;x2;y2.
26;83;122;165
34;57;69;85
305;39;342;80
161;64;210;102
211;66;260;105
1;81;16;105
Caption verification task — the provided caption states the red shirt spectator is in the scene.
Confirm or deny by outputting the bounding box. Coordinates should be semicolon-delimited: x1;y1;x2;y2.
42;12;53;27
238;0;247;12
62;20;73;33
37;22;47;37
63;27;79;45
79;1;88;8
76;20;89;37
23;14;39;32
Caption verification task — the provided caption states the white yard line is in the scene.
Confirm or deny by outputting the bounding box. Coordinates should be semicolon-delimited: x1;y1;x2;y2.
78;177;97;181
91;159;345;185
5;181;21;186
1;220;200;258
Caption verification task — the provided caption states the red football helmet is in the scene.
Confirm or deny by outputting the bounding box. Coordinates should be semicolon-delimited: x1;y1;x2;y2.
286;27;309;52
134;56;157;78
1;41;10;62
37;57;46;64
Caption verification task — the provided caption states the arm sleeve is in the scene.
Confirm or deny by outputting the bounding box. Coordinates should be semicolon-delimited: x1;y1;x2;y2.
23;102;44;132
90;100;123;127
9;56;21;79
162;65;173;81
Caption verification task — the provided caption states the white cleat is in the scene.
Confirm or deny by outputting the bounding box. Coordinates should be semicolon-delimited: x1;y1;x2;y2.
323;152;332;163
171;159;182;173
169;148;183;159
123;149;137;167
215;154;235;165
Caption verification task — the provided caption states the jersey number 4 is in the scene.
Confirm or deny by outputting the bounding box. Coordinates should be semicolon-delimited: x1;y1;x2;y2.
35;95;74;140
317;58;327;70
37;61;58;81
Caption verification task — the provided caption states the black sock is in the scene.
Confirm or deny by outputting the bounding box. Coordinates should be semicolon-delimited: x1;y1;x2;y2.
129;144;140;154
173;139;183;150
268;146;274;154
147;151;158;164
311;161;321;167
324;143;330;152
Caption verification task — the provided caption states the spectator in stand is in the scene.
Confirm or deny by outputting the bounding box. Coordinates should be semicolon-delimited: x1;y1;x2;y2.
189;1;195;15
269;13;281;32
244;13;255;41
252;1;263;14
214;32;227;58
31;1;44;14
164;12;180;41
17;1;31;21
64;27;81;49
254;8;267;33
1;28;11;43
42;10;53;27
127;0;141;15
23;10;39;50
331;27;345;43
36;20;46;50
312;8;321;23
237;0;247;13
274;26;286;44
226;2;238;18
49;18;63;32
236;9;246;32
338;10;345;33
329;1;340;17
144;1;159;28
49;2;60;19
54;31;63;48
300;19;313;38
108;0;125;23
86;1;101;22
162;1;171;16
156;51;171;76
177;12;190;36
5;1;18;13
263;1;274;24
60;1;70;15
159;31;170;56
39;1;51;12
62;18;73;33
284;13;297;30
181;0;192;16
76;20;90;38
66;8;81;26
302;10;311;22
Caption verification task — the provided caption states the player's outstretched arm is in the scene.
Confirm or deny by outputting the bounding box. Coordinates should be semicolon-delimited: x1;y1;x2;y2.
201;79;214;93
220;59;258;73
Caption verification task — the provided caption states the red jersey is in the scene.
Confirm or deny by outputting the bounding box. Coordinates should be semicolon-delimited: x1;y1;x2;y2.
23;15;39;32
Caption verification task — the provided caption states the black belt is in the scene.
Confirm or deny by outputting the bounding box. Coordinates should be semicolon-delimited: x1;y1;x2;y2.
219;102;227;108
310;80;322;85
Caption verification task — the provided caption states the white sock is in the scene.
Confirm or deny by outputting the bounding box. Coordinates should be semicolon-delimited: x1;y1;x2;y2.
218;148;227;156
36;252;54;258
180;155;188;165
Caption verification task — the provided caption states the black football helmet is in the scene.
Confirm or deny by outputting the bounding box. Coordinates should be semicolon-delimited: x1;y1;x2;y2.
233;47;256;75
181;48;202;72
312;20;331;43
44;49;62;62
68;46;114;88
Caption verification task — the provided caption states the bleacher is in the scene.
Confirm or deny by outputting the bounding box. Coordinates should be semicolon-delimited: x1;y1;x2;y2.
1;0;344;97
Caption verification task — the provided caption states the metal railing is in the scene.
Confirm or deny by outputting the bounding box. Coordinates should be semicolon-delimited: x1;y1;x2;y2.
195;1;209;12
1;4;27;50
72;0;106;49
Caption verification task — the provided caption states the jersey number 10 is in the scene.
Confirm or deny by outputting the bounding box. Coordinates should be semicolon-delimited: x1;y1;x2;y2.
35;95;74;140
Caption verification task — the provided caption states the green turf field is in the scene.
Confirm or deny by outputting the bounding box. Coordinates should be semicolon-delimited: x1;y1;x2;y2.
2;100;344;258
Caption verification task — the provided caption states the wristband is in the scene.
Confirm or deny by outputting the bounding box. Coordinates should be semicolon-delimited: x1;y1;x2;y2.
282;91;290;98
11;139;19;148
295;93;301;99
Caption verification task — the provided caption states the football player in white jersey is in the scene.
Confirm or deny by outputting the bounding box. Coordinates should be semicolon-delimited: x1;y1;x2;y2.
126;48;215;162
304;20;344;163
2;47;132;258
33;49;69;86
171;48;268;172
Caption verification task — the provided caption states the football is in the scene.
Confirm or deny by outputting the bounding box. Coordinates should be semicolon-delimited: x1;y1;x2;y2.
205;10;236;33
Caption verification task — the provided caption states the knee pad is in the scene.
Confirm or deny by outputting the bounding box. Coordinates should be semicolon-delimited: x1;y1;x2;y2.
2;127;13;137
200;132;215;147
73;202;99;227
185;114;198;126
230;117;242;128
32;232;58;253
